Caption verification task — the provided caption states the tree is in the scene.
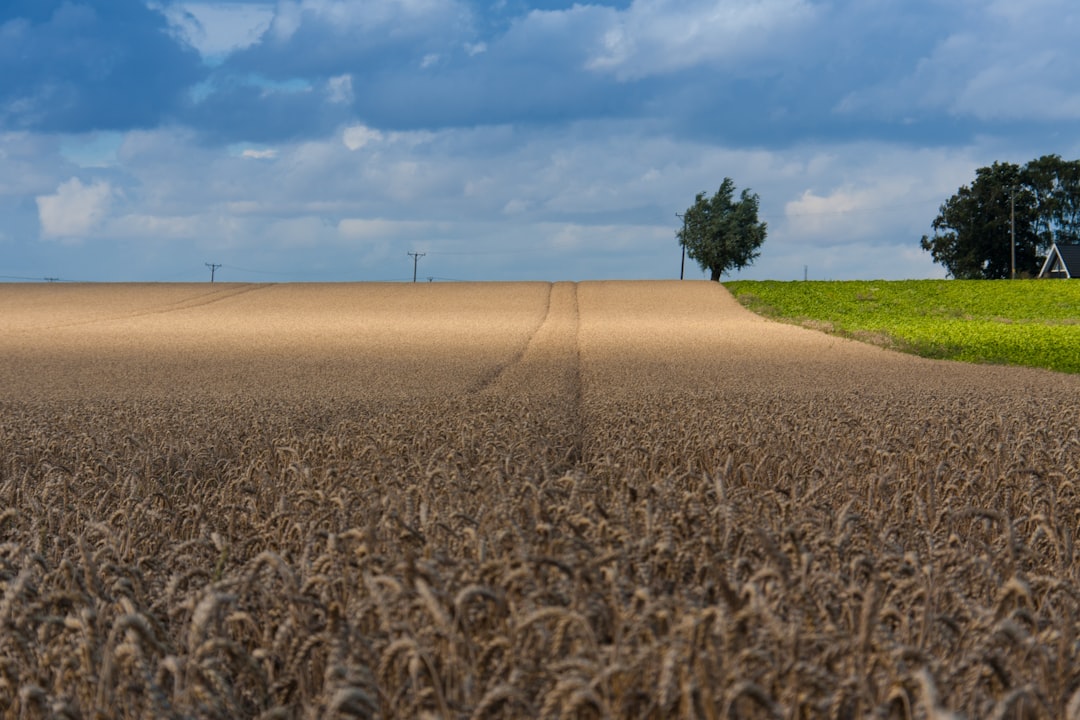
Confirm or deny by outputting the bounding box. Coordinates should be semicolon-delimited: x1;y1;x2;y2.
1022;154;1080;246
678;178;767;281
921;156;1080;279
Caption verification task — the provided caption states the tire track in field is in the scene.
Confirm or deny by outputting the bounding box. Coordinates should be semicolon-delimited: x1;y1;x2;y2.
138;283;272;316
33;284;273;332
469;282;553;394
478;281;585;466
478;282;580;397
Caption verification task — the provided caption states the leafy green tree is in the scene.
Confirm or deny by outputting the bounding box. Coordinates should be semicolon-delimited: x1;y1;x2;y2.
1022;154;1080;246
678;178;767;281
921;156;1080;279
920;162;1040;279
1023;155;1063;246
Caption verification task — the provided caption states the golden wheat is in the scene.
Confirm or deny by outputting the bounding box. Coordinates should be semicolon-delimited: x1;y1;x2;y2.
0;280;1078;718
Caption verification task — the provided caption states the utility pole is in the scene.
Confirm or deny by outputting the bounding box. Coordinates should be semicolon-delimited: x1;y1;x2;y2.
1010;189;1016;279
676;212;686;280
206;263;221;283
407;252;425;283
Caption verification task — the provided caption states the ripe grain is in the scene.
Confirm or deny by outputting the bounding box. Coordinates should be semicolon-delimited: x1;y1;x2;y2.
0;280;1077;717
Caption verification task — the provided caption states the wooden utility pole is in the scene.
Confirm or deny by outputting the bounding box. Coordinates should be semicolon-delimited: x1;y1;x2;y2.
1010;190;1016;279
206;263;221;283
676;212;686;279
407;252;425;283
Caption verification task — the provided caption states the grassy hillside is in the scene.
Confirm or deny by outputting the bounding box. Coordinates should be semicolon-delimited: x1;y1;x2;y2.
725;279;1080;373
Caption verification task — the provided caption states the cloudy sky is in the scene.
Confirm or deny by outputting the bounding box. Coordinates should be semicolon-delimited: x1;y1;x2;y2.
2;0;1078;282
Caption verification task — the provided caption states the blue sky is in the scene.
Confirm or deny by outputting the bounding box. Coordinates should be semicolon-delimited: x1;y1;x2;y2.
2;0;1078;282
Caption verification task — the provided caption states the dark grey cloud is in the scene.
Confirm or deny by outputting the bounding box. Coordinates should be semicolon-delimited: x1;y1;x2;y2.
0;0;205;133
182;79;352;143
4;0;1077;148
221;0;474;77
185;0;634;139
181;0;1010;147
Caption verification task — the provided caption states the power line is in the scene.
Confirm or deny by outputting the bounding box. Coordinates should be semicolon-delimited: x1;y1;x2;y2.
220;263;304;277
425;248;541;256
220;263;370;280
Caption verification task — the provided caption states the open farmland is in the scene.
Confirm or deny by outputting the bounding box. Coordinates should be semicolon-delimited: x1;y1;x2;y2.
1;280;1079;718
726;279;1080;373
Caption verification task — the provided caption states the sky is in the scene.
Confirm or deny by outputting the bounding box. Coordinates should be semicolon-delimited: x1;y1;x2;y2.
2;0;1079;283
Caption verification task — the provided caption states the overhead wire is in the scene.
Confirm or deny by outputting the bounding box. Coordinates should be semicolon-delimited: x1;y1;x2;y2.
0;274;76;282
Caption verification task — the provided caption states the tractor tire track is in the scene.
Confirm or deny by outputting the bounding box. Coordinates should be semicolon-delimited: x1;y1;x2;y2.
469;282;554;395
477;281;585;470
32;284;273;333
478;282;580;398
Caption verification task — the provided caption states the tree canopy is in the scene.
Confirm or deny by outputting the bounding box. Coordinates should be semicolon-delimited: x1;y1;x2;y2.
921;155;1080;279
678;178;767;281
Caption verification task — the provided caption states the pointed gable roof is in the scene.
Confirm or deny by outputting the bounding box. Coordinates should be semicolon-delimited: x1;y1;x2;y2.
1038;243;1080;278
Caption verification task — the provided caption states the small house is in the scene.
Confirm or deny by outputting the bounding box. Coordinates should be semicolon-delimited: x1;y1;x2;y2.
1037;243;1080;278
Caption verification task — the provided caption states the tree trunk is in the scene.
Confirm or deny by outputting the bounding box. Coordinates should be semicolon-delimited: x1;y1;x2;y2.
710;268;722;281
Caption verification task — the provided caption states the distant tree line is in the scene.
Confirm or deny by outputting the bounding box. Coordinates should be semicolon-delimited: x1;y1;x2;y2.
921;155;1080;279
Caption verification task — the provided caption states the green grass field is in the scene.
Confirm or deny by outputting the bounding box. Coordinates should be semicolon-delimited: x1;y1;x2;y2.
725;279;1080;373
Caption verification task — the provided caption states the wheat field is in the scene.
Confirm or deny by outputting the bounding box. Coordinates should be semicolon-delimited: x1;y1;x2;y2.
1;280;1078;718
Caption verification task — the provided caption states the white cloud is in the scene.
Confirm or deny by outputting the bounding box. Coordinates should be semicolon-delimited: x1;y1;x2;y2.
783;183;918;244
771;147;977;251
10;114;1027;281
385;129;438;147
227;142;278;160
952;52;1080;121
265;0;472;43
107;213;201;239
241;148;278;160
59;132;124;168
787;188;864;219
36;177;114;239
343;125;384;151
338;218;442;241
550;223;583;250
502;198;529;215
268;0;304;42
839;0;1080;122
582;0;817;79
326;74;354;104
156;2;274;60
